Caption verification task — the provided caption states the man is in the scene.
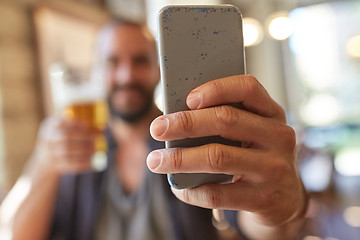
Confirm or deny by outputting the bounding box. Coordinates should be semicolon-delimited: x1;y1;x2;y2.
0;19;307;240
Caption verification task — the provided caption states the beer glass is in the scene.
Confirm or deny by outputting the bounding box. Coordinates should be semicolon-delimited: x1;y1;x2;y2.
49;63;108;171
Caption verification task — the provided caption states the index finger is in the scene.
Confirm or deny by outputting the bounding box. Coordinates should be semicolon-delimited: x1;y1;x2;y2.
186;75;285;121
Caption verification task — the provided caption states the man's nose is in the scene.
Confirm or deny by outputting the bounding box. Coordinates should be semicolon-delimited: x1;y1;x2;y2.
114;63;135;84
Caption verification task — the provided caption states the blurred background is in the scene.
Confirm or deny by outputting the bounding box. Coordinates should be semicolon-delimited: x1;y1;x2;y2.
0;0;359;239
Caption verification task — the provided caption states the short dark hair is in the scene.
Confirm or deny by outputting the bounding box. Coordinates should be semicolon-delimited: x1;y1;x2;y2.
94;16;157;63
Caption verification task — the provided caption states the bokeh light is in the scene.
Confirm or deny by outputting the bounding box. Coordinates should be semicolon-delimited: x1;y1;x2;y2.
335;148;360;176
300;94;340;126
243;17;263;47
346;35;360;58
343;206;360;227
268;12;294;40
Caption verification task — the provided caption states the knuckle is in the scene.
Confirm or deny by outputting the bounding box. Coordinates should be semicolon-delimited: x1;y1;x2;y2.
203;186;221;208
242;75;260;93
174;111;194;134
214;105;238;127
169;148;183;171
258;188;279;210
182;189;191;203
283;125;296;147
267;159;290;181
277;125;296;150
208;80;223;97
275;105;287;121
207;144;229;172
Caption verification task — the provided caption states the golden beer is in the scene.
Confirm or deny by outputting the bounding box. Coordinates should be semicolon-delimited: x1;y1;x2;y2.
49;63;108;170
63;101;108;152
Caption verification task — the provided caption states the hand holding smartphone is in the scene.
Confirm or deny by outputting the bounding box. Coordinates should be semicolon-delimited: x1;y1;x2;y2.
158;5;246;189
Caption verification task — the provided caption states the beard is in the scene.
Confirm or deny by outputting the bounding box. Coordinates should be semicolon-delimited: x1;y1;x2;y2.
107;84;154;123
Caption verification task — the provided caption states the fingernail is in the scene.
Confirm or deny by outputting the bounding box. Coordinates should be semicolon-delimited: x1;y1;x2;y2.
151;118;169;136
186;91;202;109
147;151;163;170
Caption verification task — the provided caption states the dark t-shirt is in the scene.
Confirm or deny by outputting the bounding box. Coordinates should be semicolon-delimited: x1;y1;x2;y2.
49;134;222;240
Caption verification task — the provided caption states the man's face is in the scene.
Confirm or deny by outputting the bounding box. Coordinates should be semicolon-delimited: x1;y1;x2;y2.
99;24;160;122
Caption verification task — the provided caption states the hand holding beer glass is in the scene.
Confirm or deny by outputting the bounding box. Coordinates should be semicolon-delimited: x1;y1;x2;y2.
49;63;108;171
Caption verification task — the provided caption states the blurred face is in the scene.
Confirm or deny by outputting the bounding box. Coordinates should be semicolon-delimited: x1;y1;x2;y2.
98;24;160;122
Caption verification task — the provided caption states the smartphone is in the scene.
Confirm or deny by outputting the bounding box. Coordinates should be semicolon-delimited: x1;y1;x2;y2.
158;5;246;189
